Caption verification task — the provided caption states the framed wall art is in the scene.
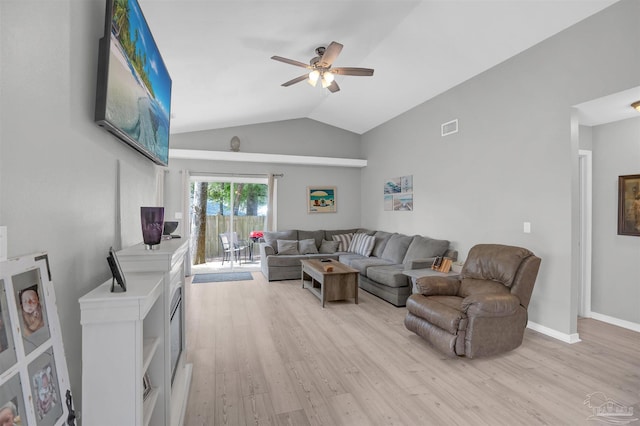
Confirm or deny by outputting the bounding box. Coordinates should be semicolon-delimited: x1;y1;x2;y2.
308;186;337;213
384;175;413;211
0;253;72;426
618;174;640;236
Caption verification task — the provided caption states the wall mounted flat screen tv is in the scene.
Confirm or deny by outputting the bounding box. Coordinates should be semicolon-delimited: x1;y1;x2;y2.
95;0;172;166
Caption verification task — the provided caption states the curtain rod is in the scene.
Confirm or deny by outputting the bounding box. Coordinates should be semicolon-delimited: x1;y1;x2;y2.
182;171;283;178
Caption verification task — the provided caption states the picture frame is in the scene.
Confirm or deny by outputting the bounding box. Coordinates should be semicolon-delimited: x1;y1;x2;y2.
307;186;337;213
617;174;640;236
0;253;72;426
13;268;51;355
0;374;29;426
384;175;414;211
0;280;18;375
107;247;127;292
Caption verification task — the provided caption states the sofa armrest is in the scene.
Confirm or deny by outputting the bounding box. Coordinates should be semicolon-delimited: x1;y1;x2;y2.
461;294;521;317
260;242;275;257
415;276;460;296
405;257;435;270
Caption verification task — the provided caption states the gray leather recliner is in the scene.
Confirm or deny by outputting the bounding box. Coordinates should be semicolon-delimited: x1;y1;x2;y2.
404;244;541;358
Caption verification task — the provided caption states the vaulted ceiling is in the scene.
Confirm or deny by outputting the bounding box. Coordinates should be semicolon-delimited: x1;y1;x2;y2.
141;0;618;135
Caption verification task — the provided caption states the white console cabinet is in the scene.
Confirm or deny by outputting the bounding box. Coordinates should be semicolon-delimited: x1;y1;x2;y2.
80;272;164;426
80;239;191;426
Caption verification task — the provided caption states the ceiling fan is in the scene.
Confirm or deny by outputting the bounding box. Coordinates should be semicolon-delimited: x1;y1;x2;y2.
271;41;374;93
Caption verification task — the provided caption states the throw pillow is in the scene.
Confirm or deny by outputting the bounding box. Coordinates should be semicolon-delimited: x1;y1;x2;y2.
332;233;353;252
348;233;376;257
277;239;299;255
319;239;340;254
298;239;319;254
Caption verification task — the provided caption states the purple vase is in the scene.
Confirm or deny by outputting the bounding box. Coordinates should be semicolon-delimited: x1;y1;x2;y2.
141;207;165;250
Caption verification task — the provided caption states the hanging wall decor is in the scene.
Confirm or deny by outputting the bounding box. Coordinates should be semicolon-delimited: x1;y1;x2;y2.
384;175;413;211
308;187;337;213
0;253;72;426
618;174;640;236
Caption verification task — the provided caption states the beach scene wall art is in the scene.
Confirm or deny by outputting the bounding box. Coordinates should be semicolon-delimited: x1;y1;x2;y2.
308;187;336;213
384;175;413;211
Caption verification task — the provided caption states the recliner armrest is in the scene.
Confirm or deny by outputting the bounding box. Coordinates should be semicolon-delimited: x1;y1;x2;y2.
415;276;460;296
461;293;521;317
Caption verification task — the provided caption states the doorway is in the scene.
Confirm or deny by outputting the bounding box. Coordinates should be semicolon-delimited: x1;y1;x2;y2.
189;175;268;273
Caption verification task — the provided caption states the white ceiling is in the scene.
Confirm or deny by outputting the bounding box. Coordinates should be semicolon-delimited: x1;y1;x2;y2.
141;0;620;136
575;86;640;126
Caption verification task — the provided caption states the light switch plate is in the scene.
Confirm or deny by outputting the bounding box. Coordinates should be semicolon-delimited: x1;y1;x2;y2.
175;212;183;219
523;222;531;234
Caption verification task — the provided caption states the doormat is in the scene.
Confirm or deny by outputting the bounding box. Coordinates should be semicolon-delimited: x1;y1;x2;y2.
192;271;253;283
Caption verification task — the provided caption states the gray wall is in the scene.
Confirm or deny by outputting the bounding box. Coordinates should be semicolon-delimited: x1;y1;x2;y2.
165;119;363;233
0;0;160;407
591;117;640;324
360;0;640;335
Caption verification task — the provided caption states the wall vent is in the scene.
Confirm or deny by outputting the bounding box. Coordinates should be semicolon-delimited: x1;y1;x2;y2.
441;119;458;136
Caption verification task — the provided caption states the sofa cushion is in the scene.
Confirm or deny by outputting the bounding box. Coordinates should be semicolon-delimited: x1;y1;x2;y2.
298;230;325;249
298;239;319;254
371;231;393;258
380;234;414;264
348;233;376;257
332;233;354;252
267;255;307;267
403;235;450;264
350;258;395;275
319;239;340;254
337;253;367;267
277;240;299;255
325;229;358;240
263;230;297;252
366;264;408;288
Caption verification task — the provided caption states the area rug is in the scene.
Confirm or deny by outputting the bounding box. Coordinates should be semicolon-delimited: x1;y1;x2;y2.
192;272;253;284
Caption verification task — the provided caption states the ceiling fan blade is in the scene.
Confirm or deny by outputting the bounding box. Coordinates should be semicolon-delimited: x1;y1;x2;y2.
281;74;309;87
318;41;343;68
326;81;340;93
332;67;374;77
271;56;310;69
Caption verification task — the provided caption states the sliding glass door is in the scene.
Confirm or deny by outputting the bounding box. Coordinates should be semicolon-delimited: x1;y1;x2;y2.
189;175;268;272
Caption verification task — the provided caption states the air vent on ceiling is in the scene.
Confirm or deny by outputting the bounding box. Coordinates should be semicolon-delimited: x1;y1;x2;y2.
441;119;458;137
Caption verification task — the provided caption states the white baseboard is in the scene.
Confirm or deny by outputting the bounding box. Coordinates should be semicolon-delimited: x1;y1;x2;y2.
589;312;640;333
527;321;581;344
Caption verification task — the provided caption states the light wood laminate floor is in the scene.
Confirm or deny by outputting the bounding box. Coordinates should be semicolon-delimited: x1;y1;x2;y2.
183;272;640;425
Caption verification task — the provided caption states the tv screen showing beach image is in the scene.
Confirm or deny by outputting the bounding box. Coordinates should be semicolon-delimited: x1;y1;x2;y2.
103;0;171;165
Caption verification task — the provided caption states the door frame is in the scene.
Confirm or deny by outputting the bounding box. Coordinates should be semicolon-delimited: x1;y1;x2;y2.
578;149;592;318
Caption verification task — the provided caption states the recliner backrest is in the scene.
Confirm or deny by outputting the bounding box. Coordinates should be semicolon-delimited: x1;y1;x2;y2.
461;244;541;307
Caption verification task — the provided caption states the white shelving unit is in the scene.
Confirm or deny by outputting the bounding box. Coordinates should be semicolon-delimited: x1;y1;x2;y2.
80;272;164;426
116;238;192;426
80;238;191;426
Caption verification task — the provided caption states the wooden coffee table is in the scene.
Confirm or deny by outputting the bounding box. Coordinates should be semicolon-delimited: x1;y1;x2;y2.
300;259;359;308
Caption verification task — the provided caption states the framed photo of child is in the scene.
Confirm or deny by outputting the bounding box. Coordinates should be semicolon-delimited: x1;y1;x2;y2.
13;268;50;355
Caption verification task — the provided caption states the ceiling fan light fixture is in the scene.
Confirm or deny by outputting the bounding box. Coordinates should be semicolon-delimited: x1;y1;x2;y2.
308;70;320;87
632;101;640;112
321;71;335;88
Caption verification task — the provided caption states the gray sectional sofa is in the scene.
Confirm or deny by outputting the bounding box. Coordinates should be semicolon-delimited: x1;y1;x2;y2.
259;228;457;306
